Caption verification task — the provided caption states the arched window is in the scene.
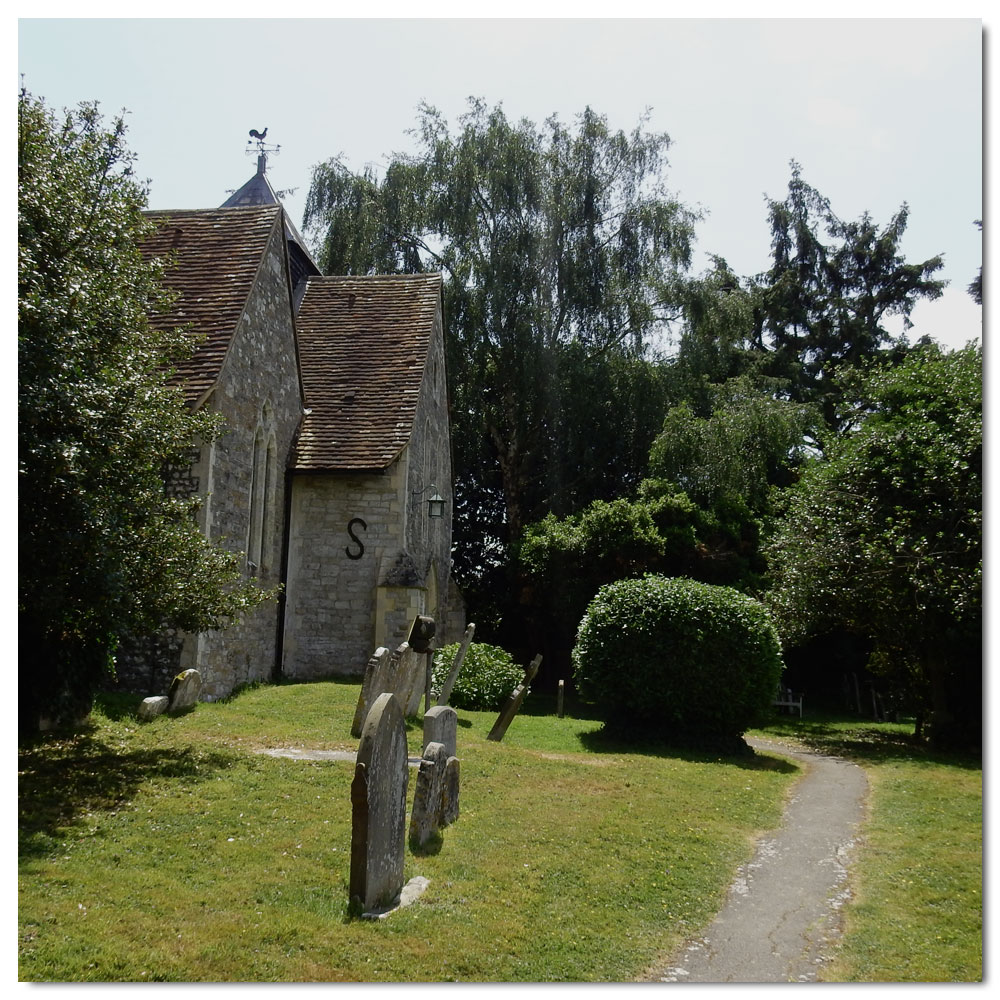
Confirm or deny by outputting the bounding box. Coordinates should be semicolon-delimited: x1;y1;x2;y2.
247;402;276;575
261;432;277;574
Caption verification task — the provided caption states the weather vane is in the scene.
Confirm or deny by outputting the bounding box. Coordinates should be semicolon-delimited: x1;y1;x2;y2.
246;127;281;159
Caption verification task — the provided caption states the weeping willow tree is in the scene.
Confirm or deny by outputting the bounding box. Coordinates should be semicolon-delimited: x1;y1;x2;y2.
304;99;698;628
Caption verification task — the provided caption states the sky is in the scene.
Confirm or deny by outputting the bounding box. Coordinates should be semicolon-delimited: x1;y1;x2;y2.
16;12;984;353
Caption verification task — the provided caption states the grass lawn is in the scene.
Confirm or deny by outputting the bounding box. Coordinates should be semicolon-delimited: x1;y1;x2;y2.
19;679;796;982
19;683;981;982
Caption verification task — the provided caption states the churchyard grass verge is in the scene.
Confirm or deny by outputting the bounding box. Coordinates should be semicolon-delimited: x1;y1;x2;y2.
753;715;982;982
20;679;795;982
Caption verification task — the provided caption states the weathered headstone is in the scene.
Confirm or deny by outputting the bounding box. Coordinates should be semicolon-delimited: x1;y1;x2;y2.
351;646;393;738
437;623;475;707
138;696;169;721
167;669;202;712
409;741;450;847
422;704;458;759
349;692;409;916
396;643;426;718
486;654;542;742
441;755;460;826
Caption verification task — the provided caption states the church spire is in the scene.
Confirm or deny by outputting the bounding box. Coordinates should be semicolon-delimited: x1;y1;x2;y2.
220;128;284;208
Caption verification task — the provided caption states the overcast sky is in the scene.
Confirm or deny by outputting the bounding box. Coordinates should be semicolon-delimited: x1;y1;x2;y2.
17;13;984;350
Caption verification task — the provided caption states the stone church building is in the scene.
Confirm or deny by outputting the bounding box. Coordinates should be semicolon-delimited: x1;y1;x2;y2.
118;150;457;701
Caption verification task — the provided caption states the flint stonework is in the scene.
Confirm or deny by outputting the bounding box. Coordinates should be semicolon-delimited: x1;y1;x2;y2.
349;692;409;915
422;704;458;759
486;654;542;742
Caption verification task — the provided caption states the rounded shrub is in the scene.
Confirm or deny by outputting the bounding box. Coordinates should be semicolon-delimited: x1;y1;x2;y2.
431;642;524;711
572;575;782;751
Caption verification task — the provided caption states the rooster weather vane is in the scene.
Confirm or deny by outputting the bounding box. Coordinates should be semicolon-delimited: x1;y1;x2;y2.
247;127;281;158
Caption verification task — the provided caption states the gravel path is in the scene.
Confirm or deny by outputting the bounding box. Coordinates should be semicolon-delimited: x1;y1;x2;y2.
648;737;868;983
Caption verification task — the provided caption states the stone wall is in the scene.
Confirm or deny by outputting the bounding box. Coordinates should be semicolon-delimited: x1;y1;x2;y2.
282;297;453;680
190;221;303;700
113;219;304;701
282;466;405;679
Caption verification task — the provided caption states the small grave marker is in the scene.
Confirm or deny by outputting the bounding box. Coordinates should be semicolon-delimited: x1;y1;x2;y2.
408;741;460;848
486;654;542;742
422;704;458;759
167;669;202;712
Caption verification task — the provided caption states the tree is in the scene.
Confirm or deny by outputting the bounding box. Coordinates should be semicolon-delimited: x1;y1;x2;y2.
751;162;946;432
764;343;981;748
518;478;769;680
648;375;819;515
968;220;982;305
662;255;768;412
304;99;698;612
18;90;270;730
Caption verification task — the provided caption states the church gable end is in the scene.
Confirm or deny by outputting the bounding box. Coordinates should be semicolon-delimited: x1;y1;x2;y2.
282;273;452;680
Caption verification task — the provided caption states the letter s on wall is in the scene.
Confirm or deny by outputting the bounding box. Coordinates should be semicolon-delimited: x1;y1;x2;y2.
346;517;367;560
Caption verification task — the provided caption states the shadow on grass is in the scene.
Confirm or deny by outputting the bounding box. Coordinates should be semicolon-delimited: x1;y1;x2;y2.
408;830;444;857
577;726;799;774
18;727;235;857
516;692;601;721
759;712;982;770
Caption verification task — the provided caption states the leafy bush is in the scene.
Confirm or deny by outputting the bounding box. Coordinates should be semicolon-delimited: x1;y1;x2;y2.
431;642;524;711
573;575;782;751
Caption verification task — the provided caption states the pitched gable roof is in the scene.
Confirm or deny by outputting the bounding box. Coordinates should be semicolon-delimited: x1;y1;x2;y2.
294;274;443;471
219;155;320;280
142;206;284;405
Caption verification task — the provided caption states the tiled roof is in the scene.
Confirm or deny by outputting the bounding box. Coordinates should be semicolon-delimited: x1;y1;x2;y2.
141;206;283;405
294;274;442;471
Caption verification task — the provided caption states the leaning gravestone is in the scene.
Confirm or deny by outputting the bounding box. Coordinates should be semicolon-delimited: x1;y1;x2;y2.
351;646;393;738
349;692;409;916
486;654;542;742
167;669;202;712
409;741;460;848
437;623;475;707
422;705;458;759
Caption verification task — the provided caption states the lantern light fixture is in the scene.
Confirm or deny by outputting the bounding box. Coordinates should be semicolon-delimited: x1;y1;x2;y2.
412;484;446;519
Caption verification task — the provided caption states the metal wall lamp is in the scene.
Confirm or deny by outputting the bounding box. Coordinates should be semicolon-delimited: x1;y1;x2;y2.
412;484;446;519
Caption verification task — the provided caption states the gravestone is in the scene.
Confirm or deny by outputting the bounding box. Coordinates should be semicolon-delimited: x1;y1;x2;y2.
349;692;409;916
437;623;475;707
168;669;202;712
441;755;460;826
138;695;169;721
351;646;393;738
395;643;426;718
409;741;455;848
486;654;542;742
422;704;458;759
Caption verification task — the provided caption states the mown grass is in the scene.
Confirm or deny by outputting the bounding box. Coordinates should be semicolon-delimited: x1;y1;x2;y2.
19;680;797;982
754;714;982;983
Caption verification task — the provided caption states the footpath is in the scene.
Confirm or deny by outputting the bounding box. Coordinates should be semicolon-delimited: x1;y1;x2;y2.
646;737;869;984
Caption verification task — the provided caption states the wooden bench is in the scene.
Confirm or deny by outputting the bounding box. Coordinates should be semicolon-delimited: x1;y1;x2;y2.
773;685;803;717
